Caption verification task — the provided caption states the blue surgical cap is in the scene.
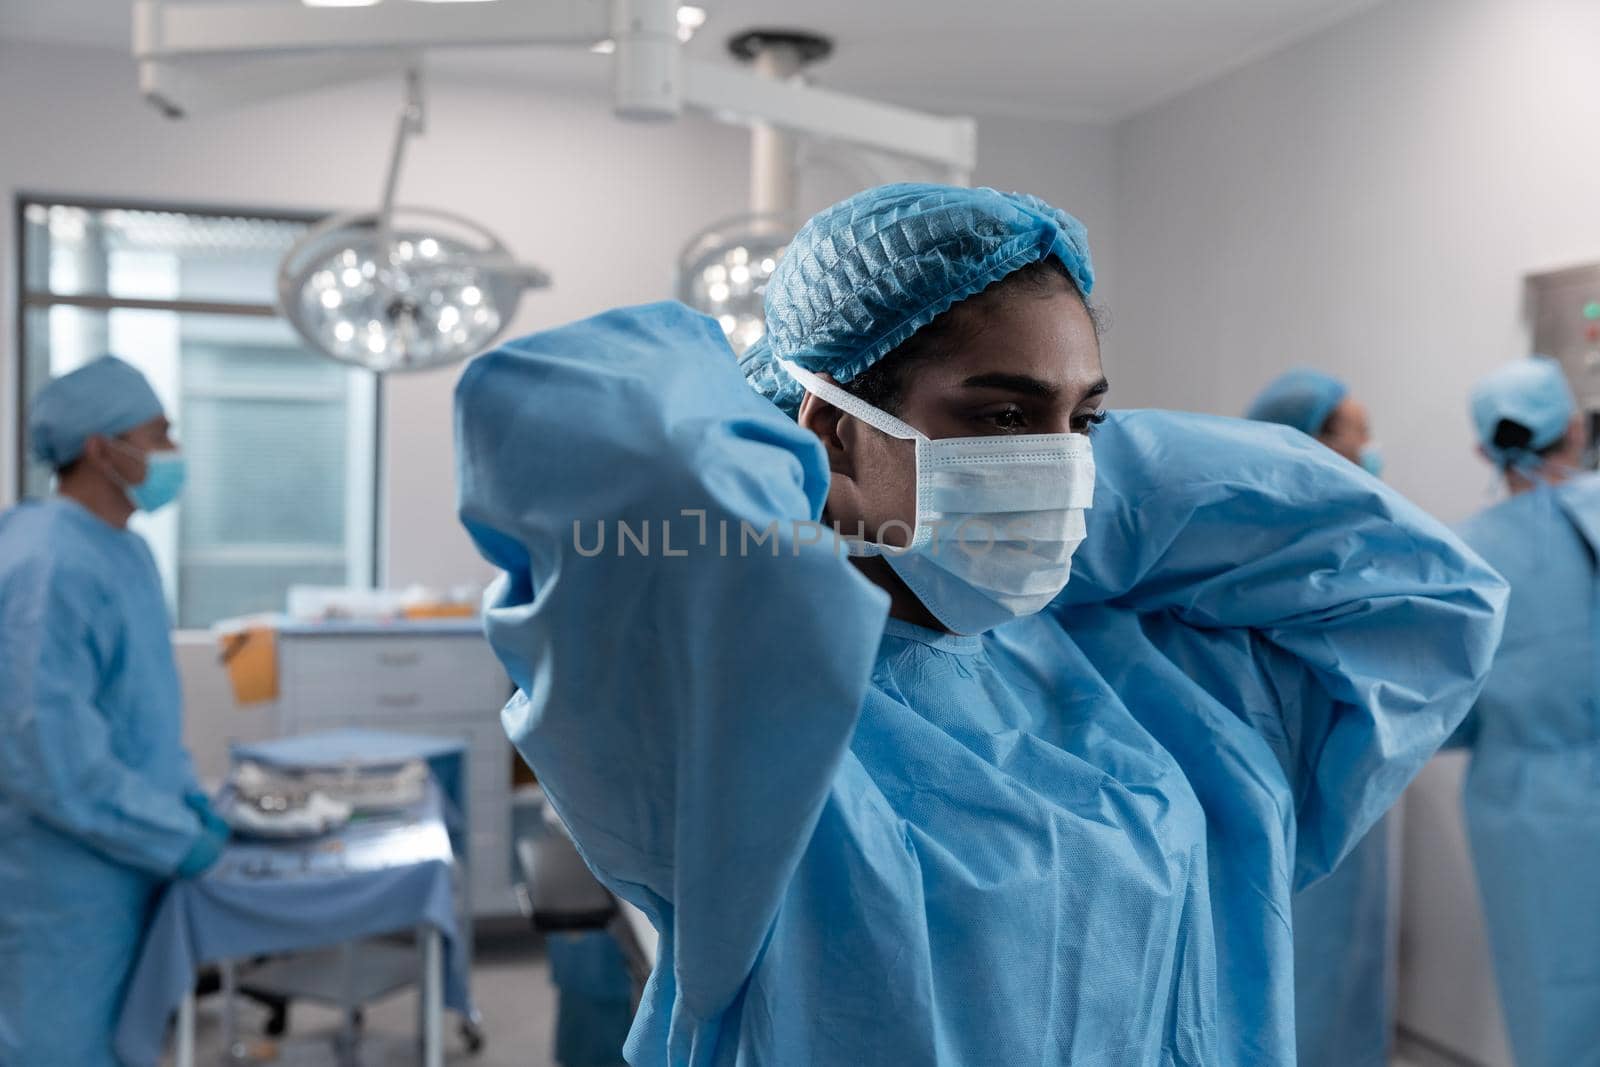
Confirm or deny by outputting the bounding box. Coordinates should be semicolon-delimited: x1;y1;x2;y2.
1245;369;1349;437
28;356;164;468
1471;355;1576;466
741;183;1095;416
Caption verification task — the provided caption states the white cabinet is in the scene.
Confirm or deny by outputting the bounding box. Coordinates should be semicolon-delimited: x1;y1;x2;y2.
273;623;518;917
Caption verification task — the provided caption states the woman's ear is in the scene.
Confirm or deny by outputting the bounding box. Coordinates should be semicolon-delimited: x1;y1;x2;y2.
797;386;855;480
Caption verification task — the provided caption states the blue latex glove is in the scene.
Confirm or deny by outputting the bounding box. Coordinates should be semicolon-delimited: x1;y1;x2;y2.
184;791;230;841
174;826;227;879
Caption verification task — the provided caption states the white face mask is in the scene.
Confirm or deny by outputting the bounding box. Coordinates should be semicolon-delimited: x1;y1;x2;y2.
781;359;1096;635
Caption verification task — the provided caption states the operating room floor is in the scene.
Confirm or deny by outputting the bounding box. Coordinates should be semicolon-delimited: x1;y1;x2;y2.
169;923;1434;1067
169;921;561;1067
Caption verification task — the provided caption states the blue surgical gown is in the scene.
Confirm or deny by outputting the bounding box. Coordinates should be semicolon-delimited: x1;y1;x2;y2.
0;497;206;1067
1454;476;1600;1067
455;303;1507;1066
1291;818;1392;1067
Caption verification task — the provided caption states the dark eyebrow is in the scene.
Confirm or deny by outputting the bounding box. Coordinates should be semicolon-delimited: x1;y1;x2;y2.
959;374;1111;403
959;373;1060;399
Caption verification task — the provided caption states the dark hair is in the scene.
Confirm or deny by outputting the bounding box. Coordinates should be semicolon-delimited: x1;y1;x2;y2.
1491;418;1567;467
841;257;1102;415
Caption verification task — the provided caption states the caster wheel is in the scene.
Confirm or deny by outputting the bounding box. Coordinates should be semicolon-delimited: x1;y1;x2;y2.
461;1020;486;1054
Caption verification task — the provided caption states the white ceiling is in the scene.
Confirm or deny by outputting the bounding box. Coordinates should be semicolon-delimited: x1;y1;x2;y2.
0;0;1383;122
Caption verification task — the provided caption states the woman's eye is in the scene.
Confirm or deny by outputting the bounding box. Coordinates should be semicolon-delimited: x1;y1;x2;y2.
1073;410;1108;434
986;408;1028;430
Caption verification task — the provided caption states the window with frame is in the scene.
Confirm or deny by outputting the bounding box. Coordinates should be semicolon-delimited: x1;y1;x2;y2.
16;197;381;629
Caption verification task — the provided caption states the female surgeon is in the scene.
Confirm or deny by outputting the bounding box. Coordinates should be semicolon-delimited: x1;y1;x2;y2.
455;184;1506;1066
1453;356;1600;1067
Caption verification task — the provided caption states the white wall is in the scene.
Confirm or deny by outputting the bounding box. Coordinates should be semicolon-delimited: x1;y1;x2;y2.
1113;0;1600;524
0;40;1117;777
974;116;1119;314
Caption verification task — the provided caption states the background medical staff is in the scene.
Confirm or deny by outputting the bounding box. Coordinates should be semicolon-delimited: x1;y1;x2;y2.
0;356;229;1066
1247;367;1383;476
1246;367;1394;1067
1453;356;1600;1067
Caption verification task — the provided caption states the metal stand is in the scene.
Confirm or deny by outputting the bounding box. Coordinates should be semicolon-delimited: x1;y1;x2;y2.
172;937;444;1067
175;991;196;1067
420;926;443;1067
220;959;239;1061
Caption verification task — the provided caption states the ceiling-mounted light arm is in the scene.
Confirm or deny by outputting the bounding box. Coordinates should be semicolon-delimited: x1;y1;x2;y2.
133;0;612;59
610;0;682;121
132;0;975;177
138;50;416;120
685;60;977;183
132;0;611;118
379;68;426;233
730;31;834;218
371;67;426;320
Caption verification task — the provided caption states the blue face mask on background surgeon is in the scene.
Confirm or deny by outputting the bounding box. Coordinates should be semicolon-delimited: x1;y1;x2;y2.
107;438;187;513
781;358;1095;635
1360;444;1385;479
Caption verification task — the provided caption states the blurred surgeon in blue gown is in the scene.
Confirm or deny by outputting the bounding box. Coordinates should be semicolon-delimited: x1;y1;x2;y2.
0;356;229;1066
456;184;1507;1066
1245;367;1396;1067
1453;356;1600;1067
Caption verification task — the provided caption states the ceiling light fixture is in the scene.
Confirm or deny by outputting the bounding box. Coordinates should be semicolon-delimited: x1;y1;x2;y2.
677;214;791;356
277;69;549;372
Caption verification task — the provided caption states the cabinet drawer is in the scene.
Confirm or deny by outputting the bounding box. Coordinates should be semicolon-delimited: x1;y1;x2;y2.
283;687;511;735
280;636;512;714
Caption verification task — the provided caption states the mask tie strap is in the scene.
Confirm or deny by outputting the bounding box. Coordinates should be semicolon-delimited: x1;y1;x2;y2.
778;358;927;557
777;359;927;442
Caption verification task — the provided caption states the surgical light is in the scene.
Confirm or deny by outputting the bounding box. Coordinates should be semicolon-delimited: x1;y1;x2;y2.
677;214;791;357
281;206;545;373
277;70;549;372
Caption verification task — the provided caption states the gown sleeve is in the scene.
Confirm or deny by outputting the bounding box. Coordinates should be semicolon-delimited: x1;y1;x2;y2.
0;557;206;878
455;302;889;1019
1056;410;1508;884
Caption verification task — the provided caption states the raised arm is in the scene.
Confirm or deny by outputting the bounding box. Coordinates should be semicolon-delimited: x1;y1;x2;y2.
1056;410;1507;883
456;302;888;1016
